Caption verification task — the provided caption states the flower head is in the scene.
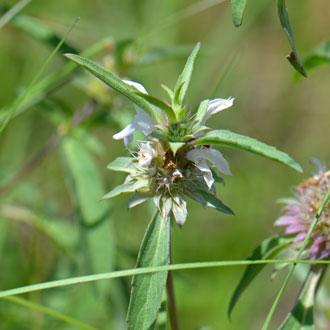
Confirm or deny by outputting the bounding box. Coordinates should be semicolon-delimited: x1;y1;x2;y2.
275;166;330;260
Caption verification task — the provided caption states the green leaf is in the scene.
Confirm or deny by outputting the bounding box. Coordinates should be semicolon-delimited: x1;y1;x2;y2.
198;190;234;215
64;54;160;121
277;0;307;77
103;180;147;199
174;42;200;105
60;136;110;225
135;92;176;123
169;142;185;155
160;84;174;102
231;0;248;27
279;269;322;330
127;212;170;330
302;40;330;74
194;99;209;125
107;157;137;173
228;235;293;318
195;130;303;173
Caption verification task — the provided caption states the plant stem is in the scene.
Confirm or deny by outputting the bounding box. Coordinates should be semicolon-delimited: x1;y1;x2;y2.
166;237;180;330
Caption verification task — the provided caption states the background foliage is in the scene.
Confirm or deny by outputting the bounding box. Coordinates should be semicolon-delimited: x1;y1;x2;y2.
0;0;330;329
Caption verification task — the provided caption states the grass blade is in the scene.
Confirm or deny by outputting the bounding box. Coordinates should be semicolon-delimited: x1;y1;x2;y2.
2;296;96;330
0;0;30;30
1;260;330;299
0;17;79;135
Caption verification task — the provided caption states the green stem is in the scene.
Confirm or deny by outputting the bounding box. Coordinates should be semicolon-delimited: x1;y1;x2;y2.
262;185;330;330
166;237;180;330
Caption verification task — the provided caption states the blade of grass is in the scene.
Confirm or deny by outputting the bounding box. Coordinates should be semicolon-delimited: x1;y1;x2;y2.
1;259;330;298
0;0;30;30
261;185;330;330
210;49;240;98
141;0;227;40
0;16;79;135
0;38;107;124
2;296;97;330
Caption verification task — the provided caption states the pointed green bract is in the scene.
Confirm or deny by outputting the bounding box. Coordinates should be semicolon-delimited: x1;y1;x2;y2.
228;235;293;318
277;0;307;77
231;0;248;27
279;269;323;330
103;180;148;199
169;142;185;155
64;54;161;121
195;129;303;173
127;212;170;330
174;42;200;105
198;190;234;215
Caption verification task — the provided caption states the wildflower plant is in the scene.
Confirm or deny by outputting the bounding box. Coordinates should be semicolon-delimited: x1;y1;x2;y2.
63;43;304;329
229;161;330;329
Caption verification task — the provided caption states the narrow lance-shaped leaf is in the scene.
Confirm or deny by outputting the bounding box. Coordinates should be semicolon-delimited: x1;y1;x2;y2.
231;0;248;27
228;235;293;318
127;212;170;330
279;268;323;330
195;130;303;173
277;0;307;77
64;54;161;121
174;42;200;105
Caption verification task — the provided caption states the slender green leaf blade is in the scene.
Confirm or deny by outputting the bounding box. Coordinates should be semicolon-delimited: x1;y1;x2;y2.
279;269;322;330
228;235;293;317
64;54;159;121
127;212;170;330
231;0;248;27
195;130;302;172
194;99;209;125
174;42;200;105
277;0;307;77
103;180;148;199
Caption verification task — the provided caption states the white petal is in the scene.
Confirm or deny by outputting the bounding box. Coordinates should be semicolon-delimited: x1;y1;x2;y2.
113;123;135;146
201;148;232;175
123;80;148;94
202;97;234;123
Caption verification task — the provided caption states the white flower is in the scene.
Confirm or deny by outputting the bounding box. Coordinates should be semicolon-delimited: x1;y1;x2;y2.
138;142;157;167
186;147;231;188
113;80;156;146
202;97;234;124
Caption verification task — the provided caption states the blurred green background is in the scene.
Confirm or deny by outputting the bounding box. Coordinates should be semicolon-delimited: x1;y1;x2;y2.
0;0;330;329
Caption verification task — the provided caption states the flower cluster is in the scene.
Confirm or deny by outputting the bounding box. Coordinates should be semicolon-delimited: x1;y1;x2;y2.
275;164;330;260
106;78;234;226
